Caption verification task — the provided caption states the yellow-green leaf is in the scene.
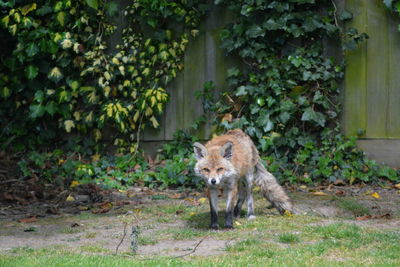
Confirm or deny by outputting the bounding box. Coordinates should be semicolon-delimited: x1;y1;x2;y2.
20;3;37;16
64;120;75;133
56;12;66;26
1;16;10;27
9;24;17;35
150;116;159;128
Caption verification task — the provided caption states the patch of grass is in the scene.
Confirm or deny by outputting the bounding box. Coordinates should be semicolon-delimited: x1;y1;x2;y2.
335;197;371;217
79;245;110;253
138;235;158;245
277;233;300;243
155;217;172;223
84;232;97;239
150;194;170;200
225;238;263;252
170;228;205;240
312;223;361;240
60;227;81;234
9;246;35;254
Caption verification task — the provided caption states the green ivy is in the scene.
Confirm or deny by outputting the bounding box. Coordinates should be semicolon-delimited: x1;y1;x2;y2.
207;0;399;184
0;0;206;152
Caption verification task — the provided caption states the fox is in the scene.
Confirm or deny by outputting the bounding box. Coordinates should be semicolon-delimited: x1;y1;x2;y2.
193;129;293;229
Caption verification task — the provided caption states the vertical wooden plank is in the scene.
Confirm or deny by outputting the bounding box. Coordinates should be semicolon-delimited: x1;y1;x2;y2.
164;71;184;140
344;0;368;137
386;13;400;138
183;23;206;138
365;0;389;138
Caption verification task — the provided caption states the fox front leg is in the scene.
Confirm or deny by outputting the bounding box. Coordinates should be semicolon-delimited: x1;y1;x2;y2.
225;184;238;229
208;188;219;230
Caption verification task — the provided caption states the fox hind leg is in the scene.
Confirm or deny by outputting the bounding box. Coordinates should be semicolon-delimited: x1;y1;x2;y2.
234;180;247;218
225;184;238;229
245;170;256;220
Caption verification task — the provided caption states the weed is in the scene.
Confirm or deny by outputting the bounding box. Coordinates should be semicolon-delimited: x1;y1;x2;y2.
277;233;300;244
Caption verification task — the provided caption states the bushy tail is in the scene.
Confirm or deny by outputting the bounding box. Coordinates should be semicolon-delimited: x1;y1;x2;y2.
254;160;293;215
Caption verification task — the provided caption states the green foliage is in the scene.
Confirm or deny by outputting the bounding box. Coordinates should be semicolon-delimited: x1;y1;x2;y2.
0;0;206;152
16;149;201;190
208;0;400;184
277;233;300;244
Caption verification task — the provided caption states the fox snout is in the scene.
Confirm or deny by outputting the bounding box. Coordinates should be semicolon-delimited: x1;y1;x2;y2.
208;177;220;186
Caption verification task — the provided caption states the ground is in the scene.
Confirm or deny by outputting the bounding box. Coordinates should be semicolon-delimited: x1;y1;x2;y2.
0;184;400;266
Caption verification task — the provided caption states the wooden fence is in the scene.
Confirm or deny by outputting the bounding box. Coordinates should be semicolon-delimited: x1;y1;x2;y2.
344;0;400;138
141;3;235;143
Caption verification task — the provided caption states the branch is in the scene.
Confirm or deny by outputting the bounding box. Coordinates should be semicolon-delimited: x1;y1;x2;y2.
115;222;128;254
174;235;208;258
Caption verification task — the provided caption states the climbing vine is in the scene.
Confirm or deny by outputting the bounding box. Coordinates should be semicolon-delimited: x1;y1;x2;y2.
0;0;206;152
207;0;398;183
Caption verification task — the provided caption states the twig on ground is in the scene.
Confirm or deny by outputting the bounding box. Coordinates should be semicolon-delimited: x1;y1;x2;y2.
115;222;128;255
174;235;208;258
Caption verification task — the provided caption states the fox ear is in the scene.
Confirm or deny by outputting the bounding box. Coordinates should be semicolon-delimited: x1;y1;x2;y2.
193;142;208;160
220;141;233;160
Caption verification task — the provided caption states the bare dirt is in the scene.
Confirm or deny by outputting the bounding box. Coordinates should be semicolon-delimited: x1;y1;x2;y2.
1;184;399;257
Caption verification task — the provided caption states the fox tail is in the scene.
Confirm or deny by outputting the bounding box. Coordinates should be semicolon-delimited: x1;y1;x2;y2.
254;160;293;215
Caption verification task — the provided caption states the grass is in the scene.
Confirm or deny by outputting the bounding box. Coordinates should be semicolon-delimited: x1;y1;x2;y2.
277;233;300;243
335;197;371;217
1;196;399;266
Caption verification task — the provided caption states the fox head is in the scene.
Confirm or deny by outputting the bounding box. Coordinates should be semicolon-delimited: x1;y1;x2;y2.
193;141;237;186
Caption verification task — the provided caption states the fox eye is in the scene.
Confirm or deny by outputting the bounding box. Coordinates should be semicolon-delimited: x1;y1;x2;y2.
217;167;224;172
202;168;210;173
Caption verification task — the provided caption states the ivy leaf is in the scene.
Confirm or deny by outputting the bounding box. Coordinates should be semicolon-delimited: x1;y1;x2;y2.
106;1;119;16
48;67;63;82
56;12;66;26
339;10;353;21
20;3;37;16
301;107;326;126
64;120;75;133
235;85;247;96
26;43;39;57
1;87;10;98
34;90;44;102
29;104;45;118
86;0;98;10
246;25;264;38
45;101;57;116
383;0;393;9
25;65;39;80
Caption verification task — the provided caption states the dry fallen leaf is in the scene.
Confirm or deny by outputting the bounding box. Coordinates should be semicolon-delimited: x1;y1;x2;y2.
371;192;380;199
198;197;207;204
284;210;293;217
312;191;328;196
170;193;184;199
70;180;80;188
394;183;400;189
356;215;371;221
356;213;391;220
234;221;242;226
78;205;89;211
66;194;75;202
92;202;113;214
335;190;346;196
18;216;37;223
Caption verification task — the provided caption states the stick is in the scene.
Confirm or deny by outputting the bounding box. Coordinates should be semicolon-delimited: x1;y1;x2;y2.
174;235;208;258
115;222;128;255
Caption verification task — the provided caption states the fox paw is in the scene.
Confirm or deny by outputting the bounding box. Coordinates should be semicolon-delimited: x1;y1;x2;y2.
247;215;256;220
210;224;219;230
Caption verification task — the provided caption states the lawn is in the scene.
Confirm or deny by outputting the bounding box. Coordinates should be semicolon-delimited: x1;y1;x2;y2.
1;187;399;267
